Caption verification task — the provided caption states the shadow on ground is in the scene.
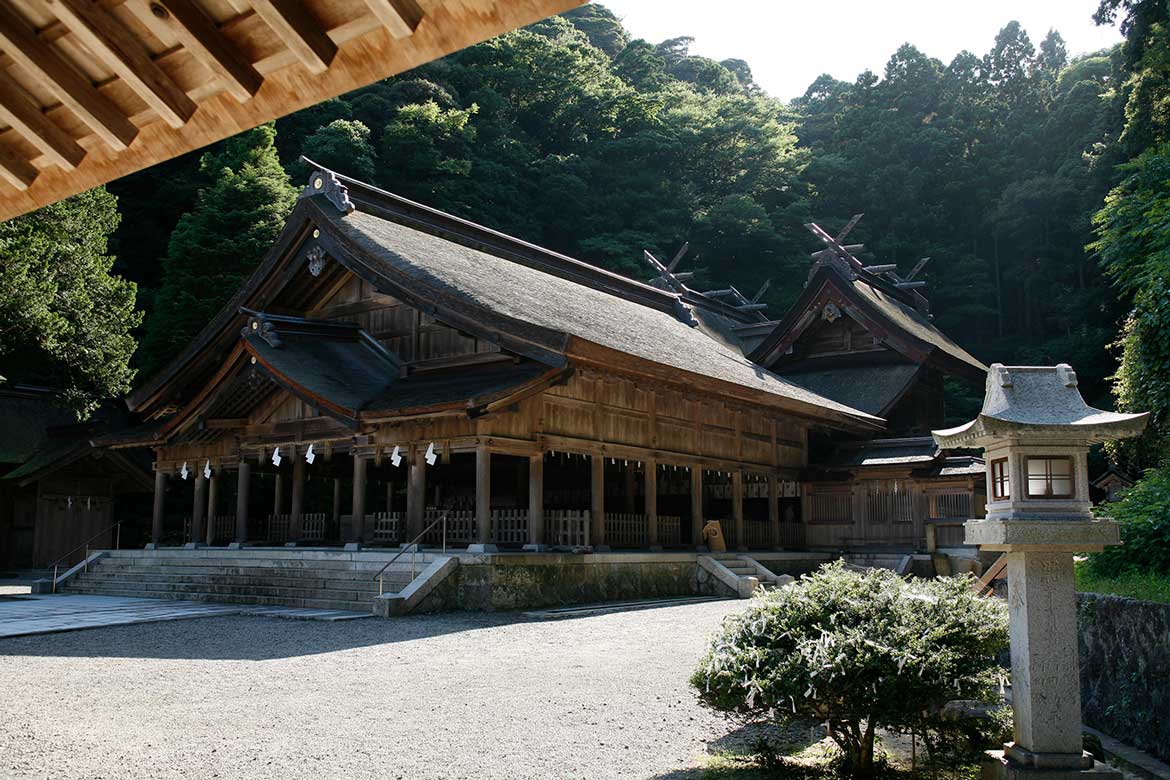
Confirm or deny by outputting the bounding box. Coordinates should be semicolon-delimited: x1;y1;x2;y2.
0;610;536;661
651;721;833;780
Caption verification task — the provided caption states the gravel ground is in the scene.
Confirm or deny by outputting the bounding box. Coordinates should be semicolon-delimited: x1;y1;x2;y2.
0;599;749;780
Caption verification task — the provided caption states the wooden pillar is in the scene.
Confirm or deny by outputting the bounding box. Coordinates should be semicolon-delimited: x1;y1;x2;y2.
191;472;206;545
768;474;780;549
352;455;367;543
645;460;658;549
690;466;703;547
333;478;342;527
591;454;605;548
290;457;305;543
528;453;544;547
407;448;425;541
623;463;636;514
273;473;285;517
475;445;491;545
235;461;250;543
151;468;166;545
732;470;745;551
205;469;219;546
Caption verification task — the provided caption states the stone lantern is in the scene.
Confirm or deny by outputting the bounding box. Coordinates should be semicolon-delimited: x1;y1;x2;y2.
933;364;1147;780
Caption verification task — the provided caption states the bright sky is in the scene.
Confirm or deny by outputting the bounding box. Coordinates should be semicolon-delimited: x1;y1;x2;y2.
596;0;1122;100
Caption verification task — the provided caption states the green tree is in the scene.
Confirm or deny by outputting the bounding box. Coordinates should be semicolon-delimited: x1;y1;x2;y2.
692;562;1008;778
0;188;140;418
137;124;296;378
300;118;378;182
1090;143;1170;464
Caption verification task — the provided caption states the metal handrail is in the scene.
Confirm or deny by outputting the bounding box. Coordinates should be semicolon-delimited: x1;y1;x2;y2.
372;514;447;595
47;521;121;593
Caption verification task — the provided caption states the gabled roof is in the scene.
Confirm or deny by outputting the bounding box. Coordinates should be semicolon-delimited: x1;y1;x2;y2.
750;263;987;380
242;311;559;421
0;386;151;489
128;164;884;435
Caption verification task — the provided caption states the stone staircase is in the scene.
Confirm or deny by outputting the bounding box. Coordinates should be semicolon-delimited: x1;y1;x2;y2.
60;548;441;612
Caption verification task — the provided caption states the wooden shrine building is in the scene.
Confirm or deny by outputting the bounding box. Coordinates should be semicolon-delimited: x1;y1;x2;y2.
747;218;989;552
0;384;153;569
104;164;891;554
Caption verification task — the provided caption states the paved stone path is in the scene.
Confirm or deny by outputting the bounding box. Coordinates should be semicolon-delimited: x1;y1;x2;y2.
0;593;371;638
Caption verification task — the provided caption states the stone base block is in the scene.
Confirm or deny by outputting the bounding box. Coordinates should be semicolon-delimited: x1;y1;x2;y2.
144;543;158;550
521;544;548;552
227;542;242;550
466;543;498;553
982;750;1120;780
30;579;53;594
182;542;204;549
343;542;362;551
965;519;1120;552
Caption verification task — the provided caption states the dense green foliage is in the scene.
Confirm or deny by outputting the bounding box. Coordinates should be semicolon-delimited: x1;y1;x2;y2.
1088;466;1170;578
0;188;139;417
692;563;1008;778
135;124;296;377
1090;144;1170;464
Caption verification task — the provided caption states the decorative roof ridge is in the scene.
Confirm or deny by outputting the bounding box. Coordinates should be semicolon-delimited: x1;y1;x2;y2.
298;159;703;325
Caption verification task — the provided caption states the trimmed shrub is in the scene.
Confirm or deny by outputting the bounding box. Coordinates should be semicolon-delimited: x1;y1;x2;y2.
691;562;1008;778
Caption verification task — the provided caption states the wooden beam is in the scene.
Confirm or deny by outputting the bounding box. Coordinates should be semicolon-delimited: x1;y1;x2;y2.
0;72;85;170
45;0;197;129
362;0;424;38
250;0;336;75
591;453;605;548
0;3;138;150
151;0;263;103
0;142;37;190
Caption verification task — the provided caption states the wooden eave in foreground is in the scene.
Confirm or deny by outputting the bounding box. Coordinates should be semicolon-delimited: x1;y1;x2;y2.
0;0;583;220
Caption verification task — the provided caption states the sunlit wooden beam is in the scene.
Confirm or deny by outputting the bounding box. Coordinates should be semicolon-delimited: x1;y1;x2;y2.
150;0;263;103
250;0;336;75
46;0;197;129
0;72;85;170
0;3;138;151
362;0;423;38
0;142;37;190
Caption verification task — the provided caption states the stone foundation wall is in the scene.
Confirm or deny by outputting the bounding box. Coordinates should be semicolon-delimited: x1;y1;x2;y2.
1077;593;1170;762
416;557;742;613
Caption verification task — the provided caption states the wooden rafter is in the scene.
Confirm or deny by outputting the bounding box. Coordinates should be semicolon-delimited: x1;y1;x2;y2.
249;0;336;75
45;0;197;129
362;0;424;39
0;3;138;150
0;71;85;169
147;0;263;103
0;0;581;219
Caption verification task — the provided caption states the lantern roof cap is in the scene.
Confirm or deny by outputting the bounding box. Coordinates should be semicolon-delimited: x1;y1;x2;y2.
932;363;1148;447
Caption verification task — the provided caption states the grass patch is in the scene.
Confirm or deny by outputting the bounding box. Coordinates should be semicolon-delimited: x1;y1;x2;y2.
1075;560;1170;603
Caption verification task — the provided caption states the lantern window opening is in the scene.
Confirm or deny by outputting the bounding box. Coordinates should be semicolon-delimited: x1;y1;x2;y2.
1025;456;1073;499
991;457;1010;500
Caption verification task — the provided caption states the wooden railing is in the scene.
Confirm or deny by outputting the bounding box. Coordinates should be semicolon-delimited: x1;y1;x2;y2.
745;520;771;548
301;512;328;541
490;510;528;545
424;509;475;545
658;515;682;547
546;510;589;547
210;514;235;544
372;512;403;543
265;514;290;543
607;512;647;547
